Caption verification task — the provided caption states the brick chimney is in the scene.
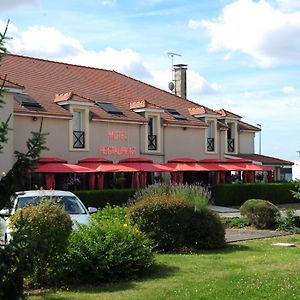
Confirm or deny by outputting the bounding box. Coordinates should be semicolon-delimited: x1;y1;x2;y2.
174;64;187;99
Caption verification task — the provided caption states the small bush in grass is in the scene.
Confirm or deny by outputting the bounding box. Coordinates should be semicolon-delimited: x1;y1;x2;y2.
9;201;72;287
240;199;280;229
129;190;225;252
221;216;249;228
275;209;300;233
53;206;154;284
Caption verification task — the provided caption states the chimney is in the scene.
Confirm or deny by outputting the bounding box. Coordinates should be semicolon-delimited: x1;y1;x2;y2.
174;64;187;99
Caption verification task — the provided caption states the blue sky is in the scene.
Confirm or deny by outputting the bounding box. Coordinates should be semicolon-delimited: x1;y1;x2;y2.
1;0;300;161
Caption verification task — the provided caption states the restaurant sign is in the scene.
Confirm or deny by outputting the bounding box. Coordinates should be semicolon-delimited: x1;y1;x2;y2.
99;131;137;156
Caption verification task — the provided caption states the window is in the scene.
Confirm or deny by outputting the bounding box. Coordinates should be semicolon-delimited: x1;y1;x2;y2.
96;102;123;115
207;120;215;152
165;108;186;120
227;123;235;153
73;110;85;148
15;94;44;111
148;117;157;150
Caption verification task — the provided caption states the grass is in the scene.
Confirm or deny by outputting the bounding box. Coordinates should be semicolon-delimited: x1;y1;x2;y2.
28;235;300;300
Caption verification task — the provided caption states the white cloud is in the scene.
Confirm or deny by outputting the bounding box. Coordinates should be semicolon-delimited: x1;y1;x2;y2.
8;25;84;59
0;0;38;11
282;86;296;93
276;0;300;12
193;0;300;67
102;0;116;6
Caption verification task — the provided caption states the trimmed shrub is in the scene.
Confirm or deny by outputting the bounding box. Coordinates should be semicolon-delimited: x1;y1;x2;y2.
9;201;73;286
240;199;280;229
129;192;225;252
131;183;210;211
211;183;296;206
53;206;154;284
74;189;136;209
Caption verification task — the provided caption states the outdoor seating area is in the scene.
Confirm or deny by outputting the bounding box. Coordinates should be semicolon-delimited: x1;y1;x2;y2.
28;156;273;190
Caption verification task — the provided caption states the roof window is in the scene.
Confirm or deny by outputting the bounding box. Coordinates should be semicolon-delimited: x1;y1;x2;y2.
165;108;186;120
96;101;123;115
14;94;44;111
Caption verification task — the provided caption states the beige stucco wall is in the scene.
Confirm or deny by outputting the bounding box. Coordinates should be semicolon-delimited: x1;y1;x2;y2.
88;121;141;163
12;114;258;166
0;91;14;176
14;115;70;160
239;131;255;154
163;126;206;162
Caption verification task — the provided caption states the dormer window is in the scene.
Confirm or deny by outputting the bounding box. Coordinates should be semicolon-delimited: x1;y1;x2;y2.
165;108;186;120
96;101;123;116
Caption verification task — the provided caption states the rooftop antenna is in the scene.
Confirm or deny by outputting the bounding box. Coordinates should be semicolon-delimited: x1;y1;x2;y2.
167;52;181;92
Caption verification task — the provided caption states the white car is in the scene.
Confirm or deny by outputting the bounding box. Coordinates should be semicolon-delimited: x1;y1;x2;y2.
0;190;97;243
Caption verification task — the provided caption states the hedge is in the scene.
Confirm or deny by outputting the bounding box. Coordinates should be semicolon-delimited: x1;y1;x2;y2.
74;189;136;209
211;183;297;206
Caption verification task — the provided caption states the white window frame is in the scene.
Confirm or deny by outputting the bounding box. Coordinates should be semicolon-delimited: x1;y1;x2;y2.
145;112;161;153
69;106;90;151
225;121;238;154
205;118;217;154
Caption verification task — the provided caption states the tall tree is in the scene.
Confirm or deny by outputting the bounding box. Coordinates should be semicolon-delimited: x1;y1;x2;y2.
0;22;47;209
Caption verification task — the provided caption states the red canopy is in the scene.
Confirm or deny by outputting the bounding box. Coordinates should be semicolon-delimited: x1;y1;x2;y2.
38;157;68;163
34;163;94;173
78;157;113;164
118;157;173;172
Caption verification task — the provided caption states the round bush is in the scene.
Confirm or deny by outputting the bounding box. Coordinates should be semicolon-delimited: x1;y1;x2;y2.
240;199;280;229
9;201;73;286
54;206;154;284
129;194;225;252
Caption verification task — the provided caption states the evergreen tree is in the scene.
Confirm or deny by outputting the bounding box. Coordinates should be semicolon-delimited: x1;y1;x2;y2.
0;21;47;210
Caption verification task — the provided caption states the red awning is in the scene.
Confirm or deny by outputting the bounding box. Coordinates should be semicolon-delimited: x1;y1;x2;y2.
38;157;68;163
34;163;94;173
164;162;210;172
119;162;173;172
118;157;173;172
78;157;113;164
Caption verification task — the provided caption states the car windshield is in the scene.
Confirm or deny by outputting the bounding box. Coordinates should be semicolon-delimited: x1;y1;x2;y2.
16;195;87;215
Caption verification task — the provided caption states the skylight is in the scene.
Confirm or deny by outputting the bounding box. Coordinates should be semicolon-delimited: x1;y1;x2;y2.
96;101;123;115
165;108;186;120
14;94;43;110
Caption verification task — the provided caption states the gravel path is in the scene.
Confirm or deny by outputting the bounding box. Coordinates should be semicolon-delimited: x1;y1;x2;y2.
226;228;292;243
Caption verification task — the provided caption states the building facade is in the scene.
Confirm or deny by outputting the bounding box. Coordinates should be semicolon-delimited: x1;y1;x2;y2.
0;54;291;181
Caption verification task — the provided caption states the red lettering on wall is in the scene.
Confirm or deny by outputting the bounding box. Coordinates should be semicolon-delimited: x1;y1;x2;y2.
99;146;136;156
107;131;128;140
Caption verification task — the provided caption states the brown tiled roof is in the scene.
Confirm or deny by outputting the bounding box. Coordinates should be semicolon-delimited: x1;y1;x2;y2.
54;92;94;103
233;153;293;166
0;54;211;126
238;120;261;131
216;109;242;119
0;76;24;89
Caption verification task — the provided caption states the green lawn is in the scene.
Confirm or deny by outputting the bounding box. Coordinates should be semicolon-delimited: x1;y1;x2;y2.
28;235;300;300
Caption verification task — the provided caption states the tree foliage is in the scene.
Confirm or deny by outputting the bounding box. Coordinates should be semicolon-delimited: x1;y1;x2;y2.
0;22;48;209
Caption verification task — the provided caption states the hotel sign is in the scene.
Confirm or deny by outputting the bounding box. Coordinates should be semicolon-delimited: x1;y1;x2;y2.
99;131;137;156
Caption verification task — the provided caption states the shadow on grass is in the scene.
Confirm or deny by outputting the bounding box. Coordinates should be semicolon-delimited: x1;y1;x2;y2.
27;263;178;299
193;243;251;255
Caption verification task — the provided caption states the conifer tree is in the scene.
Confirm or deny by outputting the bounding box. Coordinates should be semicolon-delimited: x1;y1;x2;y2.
0;21;47;210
